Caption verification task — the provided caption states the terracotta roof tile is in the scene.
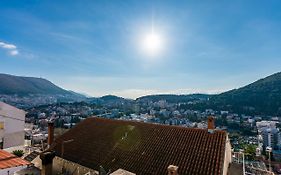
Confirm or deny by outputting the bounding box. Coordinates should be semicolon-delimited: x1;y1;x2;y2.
0;150;30;169
51;117;227;175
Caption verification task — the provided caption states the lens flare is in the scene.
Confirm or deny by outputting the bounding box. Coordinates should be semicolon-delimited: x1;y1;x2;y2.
141;32;164;57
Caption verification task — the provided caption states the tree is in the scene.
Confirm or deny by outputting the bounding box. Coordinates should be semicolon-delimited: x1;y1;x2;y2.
243;144;257;161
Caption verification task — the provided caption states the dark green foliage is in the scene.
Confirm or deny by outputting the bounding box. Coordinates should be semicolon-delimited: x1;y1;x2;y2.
183;72;281;116
12;150;24;157
211;72;281;115
100;95;125;101
71;116;81;123
137;94;211;103
243;144;257;161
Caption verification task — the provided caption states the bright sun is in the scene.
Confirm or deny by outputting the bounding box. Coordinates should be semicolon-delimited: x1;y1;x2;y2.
141;32;164;57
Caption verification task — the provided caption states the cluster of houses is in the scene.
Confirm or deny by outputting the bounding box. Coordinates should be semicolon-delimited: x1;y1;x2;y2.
0;101;242;175
3;99;281;174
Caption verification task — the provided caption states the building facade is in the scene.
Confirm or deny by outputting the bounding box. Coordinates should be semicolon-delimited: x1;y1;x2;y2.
0;102;25;148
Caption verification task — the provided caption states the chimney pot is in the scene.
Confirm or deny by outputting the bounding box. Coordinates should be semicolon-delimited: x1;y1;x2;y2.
48;121;54;147
168;165;178;175
207;116;215;133
40;151;55;175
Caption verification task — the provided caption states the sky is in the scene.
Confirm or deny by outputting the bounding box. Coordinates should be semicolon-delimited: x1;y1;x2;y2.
1;0;281;99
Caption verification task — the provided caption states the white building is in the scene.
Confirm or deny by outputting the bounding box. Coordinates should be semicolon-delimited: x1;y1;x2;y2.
256;120;278;130
0;102;25;149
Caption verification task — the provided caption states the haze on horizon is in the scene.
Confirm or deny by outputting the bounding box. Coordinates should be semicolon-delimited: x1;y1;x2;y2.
1;0;281;99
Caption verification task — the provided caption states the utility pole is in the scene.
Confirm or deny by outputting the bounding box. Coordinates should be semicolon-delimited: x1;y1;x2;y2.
266;146;272;172
242;152;245;175
240;149;245;175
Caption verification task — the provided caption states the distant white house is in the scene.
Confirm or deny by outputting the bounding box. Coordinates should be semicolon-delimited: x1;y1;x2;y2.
0;102;25;148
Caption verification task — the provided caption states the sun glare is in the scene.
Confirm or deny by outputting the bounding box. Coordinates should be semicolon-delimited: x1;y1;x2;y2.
141;31;164;57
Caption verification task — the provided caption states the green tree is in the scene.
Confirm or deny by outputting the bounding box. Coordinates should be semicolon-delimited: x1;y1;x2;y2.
243;144;257;161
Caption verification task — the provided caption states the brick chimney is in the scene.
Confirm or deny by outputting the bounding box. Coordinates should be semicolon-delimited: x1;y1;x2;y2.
168;165;178;175
48;121;54;147
207;116;215;133
40;151;55;175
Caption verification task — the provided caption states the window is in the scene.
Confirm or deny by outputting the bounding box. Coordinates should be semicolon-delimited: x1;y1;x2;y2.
0;122;4;129
0;139;3;149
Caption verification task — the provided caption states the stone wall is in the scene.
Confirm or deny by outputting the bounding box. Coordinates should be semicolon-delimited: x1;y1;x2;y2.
52;156;98;175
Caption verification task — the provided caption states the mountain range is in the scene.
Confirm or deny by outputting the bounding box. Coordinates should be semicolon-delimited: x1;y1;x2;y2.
0;73;86;108
136;94;210;103
137;72;281;115
0;73;72;95
210;72;281;115
0;72;280;115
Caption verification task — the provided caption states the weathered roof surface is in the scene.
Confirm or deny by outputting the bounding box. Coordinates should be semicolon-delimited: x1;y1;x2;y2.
228;163;243;175
51;117;227;175
24;151;40;162
0;149;30;169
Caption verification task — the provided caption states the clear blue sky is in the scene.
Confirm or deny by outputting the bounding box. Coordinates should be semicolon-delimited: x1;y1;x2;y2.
1;0;281;98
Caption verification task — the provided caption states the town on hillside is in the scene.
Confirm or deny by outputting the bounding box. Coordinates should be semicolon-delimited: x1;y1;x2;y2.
1;1;281;175
0;92;281;174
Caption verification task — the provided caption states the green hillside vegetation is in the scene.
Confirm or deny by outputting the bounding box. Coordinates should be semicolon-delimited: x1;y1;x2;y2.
0;73;71;95
211;72;281;115
137;94;211;103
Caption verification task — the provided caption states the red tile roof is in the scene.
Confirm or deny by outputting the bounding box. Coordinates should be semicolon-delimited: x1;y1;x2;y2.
0;150;30;169
51;117;227;175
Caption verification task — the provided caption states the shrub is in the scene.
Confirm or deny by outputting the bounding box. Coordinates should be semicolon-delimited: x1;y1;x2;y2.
12;150;24;157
